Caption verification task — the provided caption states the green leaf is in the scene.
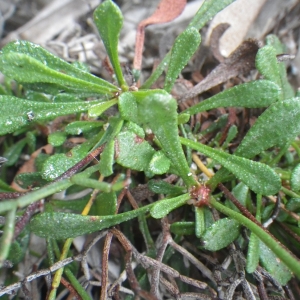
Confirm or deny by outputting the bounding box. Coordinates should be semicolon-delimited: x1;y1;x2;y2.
94;192;117;216
142;0;234;89
246;233;260;273
195;207;205;238
150;193;191;219
235;98;300;158
30;204;154;239
148;179;185;195
177;113;190;125
164;28;201;92
148;151;170;175
188;0;235;31
135;90;197;187
201;218;240;251
286;198;300;212
3;138;28;166
1;40;116;92
14;172;48;189
48;131;67;147
182;81;280;115
226;182;249;212
291;164;300;192
180;137;281;195
99;140;115;177
93;1;126;88
170;222;195;235
256;46;281;88
65;121;104;135
259;240;292;285
42;141;93;180
265;35;294;99
88;99;118;117
0;53;116;96
0;96;101;135
118;92;139;123
115;130;155;171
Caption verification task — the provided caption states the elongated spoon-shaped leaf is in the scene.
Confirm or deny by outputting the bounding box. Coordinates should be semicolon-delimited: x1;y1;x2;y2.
265;35;294;99
0;96;101;135
142;0;235;89
180;137;281;195
30;204;155;239
0;40;117;92
150;193;191;219
235;98;300;158
93;1;127;88
164;28;201;92
182;80;280;115
0;53;116;95
201;218;240;251
188;0;235;30
135;90;197;187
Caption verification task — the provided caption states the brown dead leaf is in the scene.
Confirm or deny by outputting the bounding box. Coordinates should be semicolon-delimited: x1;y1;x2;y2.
179;39;260;103
133;0;187;72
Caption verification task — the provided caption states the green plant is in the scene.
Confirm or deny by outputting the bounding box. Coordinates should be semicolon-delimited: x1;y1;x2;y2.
0;0;300;298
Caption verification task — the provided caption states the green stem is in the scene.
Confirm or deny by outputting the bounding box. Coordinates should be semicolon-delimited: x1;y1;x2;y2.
281;186;300;198
210;197;300;279
64;267;91;300
0;179;72;214
0;207;16;266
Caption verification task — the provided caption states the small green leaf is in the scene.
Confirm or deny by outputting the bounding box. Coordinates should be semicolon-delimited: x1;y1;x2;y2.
88;99;118;117
0;53;116;96
170;222;195;235
182;81;280;116
150;193;191;219
99;140;115;177
148;151;171;175
265;35;294;99
94;192;117;216
135;90;197;187
115;130;155;171
0;40;116;92
125;122;145;138
188;0;235;31
286;198;300;212
164;28;201;92
3;138;28;166
42;142;93;180
246;233;260;273
195;207;205;238
180;137;281;195
259;240;292;285
226;182;249;212
201;218;240;251
177;113;190;124
93;1;126;88
235;98;300;159
148;179;185;195
65;121;104;135
119;92;139;123
15;172;47;189
291;164;300;192
48;131;67;147
0;96;101;135
256;46;281;88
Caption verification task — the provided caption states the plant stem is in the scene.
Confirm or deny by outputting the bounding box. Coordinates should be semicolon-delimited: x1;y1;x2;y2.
0;207;16;267
209;197;300;279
